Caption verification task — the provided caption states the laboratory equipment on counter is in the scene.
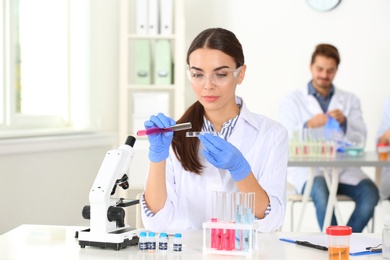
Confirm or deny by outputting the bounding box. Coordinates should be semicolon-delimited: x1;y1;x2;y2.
173;233;183;253
203;191;257;257
159;232;169;252
344;132;365;156
377;143;389;161
77;136;139;250
137;122;192;136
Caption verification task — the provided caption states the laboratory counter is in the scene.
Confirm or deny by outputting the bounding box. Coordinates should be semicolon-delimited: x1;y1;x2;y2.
0;225;383;259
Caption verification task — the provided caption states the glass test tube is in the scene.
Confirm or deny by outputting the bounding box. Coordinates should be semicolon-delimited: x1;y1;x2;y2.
222;192;235;251
211;191;218;249
235;192;244;251
244;192;256;251
211;191;225;250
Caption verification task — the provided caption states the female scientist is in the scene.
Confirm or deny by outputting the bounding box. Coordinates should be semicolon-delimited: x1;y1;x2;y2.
141;28;289;232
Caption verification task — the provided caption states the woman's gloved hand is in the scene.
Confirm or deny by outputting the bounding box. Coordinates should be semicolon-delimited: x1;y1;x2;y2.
145;113;176;162
198;133;251;181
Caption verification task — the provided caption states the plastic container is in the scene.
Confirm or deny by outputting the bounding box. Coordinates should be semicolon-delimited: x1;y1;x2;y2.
344;132;365;157
148;232;156;252
383;214;390;259
377;143;389;161
326;226;352;260
173;233;182;253
138;231;148;252
159;232;168;252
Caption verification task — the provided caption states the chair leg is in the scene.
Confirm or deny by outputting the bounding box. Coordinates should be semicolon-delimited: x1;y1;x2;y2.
370;210;375;233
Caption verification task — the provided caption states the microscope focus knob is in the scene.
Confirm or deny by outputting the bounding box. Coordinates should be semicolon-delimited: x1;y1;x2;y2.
82;205;90;219
107;206;126;228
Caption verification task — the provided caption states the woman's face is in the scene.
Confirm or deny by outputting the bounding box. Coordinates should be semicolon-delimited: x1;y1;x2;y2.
187;48;245;114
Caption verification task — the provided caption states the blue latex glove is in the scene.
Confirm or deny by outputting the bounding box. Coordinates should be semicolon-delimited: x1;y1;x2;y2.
324;114;344;152
145;113;176;162
325;114;342;133
198;133;251;181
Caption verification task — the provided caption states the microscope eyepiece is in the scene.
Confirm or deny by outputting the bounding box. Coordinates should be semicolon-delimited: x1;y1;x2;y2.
125;136;136;147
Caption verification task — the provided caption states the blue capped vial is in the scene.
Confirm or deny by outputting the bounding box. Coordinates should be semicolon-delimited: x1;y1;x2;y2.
148;232;156;252
138;231;148;252
173;233;182;252
159;232;168;252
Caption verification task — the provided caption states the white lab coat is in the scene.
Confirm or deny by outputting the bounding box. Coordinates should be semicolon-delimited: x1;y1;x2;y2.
141;97;289;233
376;96;390;199
278;86;369;194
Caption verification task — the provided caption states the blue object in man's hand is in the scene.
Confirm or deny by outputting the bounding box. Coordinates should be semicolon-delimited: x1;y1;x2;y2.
198;133;251;181
145;113;176;162
324;115;344;152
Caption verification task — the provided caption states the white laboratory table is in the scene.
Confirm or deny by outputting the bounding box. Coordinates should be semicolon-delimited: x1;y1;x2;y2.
0;225;383;260
288;151;390;232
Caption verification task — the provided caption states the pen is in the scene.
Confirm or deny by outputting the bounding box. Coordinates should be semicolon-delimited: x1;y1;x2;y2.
295;241;328;251
136;122;192;136
366;244;382;253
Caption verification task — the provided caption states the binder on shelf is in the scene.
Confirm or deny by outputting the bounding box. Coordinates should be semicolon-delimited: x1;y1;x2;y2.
134;39;152;84
159;0;173;35
148;0;159;35
154;39;172;85
136;0;148;34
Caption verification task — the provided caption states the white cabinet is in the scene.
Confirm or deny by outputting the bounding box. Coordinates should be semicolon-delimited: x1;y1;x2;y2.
119;0;186;143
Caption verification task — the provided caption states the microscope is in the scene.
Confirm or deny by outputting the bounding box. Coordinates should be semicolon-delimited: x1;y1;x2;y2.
77;135;139;250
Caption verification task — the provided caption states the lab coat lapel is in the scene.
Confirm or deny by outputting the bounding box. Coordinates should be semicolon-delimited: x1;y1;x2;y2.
300;87;323;114
328;87;344;111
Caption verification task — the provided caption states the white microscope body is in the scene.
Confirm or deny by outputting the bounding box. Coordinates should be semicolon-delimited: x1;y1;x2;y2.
78;136;139;250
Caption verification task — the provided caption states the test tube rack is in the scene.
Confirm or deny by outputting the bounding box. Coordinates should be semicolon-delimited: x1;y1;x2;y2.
202;221;258;257
289;128;339;159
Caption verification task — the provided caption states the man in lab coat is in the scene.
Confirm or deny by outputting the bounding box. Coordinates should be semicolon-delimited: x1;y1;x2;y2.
278;44;379;232
377;96;390;201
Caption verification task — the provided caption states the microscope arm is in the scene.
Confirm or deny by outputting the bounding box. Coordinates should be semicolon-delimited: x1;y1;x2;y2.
88;136;136;233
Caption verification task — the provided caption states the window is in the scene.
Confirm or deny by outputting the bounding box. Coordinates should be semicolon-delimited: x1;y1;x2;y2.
0;0;90;138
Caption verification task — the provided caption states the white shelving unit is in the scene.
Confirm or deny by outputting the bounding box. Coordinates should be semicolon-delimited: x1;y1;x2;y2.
119;0;186;143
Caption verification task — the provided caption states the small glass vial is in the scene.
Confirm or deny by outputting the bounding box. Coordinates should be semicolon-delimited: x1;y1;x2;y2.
138;231;148;252
148;232;157;252
159;232;168;252
383;214;390;259
173;233;182;253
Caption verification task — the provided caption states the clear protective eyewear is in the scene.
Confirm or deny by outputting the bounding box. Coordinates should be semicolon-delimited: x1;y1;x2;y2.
186;66;242;86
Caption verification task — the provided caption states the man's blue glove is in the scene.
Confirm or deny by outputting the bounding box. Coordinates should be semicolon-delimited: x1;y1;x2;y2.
198;133;251;181
145;113;176;162
324;114;344;152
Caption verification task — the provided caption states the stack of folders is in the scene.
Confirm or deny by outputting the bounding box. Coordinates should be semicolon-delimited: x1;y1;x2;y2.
135;0;173;85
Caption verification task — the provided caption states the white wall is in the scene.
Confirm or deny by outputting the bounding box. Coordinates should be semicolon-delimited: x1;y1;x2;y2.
0;134;118;234
184;0;390;151
3;0;389;235
183;0;390;232
91;0;390;230
96;0;390;182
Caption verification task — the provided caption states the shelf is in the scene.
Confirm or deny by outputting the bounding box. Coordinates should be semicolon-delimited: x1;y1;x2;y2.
119;0;186;143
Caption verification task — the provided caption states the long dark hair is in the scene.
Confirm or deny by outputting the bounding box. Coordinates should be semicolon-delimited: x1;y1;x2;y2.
171;28;244;174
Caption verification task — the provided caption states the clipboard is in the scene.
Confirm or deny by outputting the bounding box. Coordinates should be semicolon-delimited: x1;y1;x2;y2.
279;234;382;256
